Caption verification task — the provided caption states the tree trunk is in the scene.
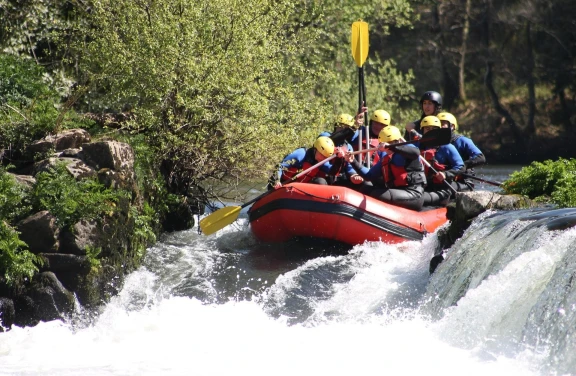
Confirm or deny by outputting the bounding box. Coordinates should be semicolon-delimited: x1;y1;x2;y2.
458;0;471;101
435;3;458;109
557;87;573;131
485;62;525;147
526;21;536;135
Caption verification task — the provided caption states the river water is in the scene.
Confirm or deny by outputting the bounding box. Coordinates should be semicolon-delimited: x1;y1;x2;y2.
2;165;576;376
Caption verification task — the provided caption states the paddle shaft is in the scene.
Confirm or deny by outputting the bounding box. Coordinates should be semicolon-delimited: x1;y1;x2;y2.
241;154;338;209
461;173;502;187
349;138;426;156
397;136;458;195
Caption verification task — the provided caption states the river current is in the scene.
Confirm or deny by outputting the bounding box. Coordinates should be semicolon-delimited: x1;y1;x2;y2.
2;165;576;376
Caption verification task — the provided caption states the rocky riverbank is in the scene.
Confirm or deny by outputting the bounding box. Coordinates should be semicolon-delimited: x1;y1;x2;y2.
0;129;162;329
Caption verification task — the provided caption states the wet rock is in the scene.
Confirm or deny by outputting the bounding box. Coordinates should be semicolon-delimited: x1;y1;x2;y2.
437;191;540;259
39;253;91;274
13;295;39;327
0;298;15;330
59;220;102;255
17;211;59;254
28;272;75;322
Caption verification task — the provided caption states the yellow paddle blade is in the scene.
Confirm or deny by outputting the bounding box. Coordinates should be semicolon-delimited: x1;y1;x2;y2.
199;206;242;235
351;20;369;67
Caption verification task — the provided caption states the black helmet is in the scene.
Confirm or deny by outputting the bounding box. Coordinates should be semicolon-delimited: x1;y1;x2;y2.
420;91;443;107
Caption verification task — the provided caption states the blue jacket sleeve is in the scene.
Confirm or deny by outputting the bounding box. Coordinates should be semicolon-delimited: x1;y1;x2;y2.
438;144;465;181
350;157;384;181
277;148;306;181
453;136;485;168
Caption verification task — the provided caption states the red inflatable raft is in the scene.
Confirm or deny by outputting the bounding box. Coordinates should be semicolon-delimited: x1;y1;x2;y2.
248;183;448;246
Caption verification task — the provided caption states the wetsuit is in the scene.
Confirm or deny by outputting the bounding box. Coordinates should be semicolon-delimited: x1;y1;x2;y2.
351;143;426;211
266;147;334;190
421;144;465;206
451;133;486;191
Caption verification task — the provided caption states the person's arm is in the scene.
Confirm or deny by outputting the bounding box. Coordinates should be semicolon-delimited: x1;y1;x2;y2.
466;153;486;169
276;148;306;182
442;145;465;182
455;136;485;168
349;158;383;181
389;144;420;160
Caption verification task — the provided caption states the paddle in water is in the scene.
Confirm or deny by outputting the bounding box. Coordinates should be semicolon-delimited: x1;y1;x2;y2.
199;154;338;235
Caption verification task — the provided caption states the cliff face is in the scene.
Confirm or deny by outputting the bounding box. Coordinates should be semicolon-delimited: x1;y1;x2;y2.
0;129;146;329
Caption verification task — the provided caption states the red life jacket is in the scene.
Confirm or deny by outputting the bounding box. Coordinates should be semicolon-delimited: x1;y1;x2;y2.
353;138;380;163
380;152;410;187
422;148;447;184
281;161;326;183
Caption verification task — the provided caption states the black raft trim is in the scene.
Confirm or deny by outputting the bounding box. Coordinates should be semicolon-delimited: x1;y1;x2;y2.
248;198;424;241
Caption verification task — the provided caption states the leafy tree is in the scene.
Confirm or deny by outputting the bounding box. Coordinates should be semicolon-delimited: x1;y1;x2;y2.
69;0;332;205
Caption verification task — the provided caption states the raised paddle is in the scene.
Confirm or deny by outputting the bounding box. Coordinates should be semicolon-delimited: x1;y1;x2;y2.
348;127;451;156
461;173;503;187
199;154;338;235
351;20;369;166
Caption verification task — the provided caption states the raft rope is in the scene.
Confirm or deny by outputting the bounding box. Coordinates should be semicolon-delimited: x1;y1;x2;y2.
282;185;422;235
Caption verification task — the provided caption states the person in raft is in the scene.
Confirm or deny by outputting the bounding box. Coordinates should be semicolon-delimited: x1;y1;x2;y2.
270;136;363;189
437;112;486;192
418;116;465;206
344;125;426;211
404;91;442;141
351;107;392;165
318;113;366;188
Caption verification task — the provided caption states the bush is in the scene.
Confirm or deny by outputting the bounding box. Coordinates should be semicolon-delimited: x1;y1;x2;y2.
0;167;32;222
30;163;127;229
502;158;576;207
0;221;42;287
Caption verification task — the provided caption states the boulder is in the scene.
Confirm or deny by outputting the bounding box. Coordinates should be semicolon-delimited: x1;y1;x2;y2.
17;211;59;254
39;253;91;274
27;129;91;155
33;157;96;180
27;272;76;322
59;220;103;255
0;298;15;330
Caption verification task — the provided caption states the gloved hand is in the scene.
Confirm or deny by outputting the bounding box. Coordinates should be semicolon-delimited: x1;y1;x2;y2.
335;146;348;158
350;174;364;184
354;104;368;126
422;149;435;160
377;142;390;152
432;171;446;184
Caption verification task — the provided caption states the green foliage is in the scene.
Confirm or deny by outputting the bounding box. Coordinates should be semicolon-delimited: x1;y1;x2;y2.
0;54;92;153
0;54;59;105
30;163;126;229
84;246;102;272
502;158;576;207
305;0;418;124
71;0;331;188
0;167;32;222
0;221;42;286
64;0;420;205
129;203;157;264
